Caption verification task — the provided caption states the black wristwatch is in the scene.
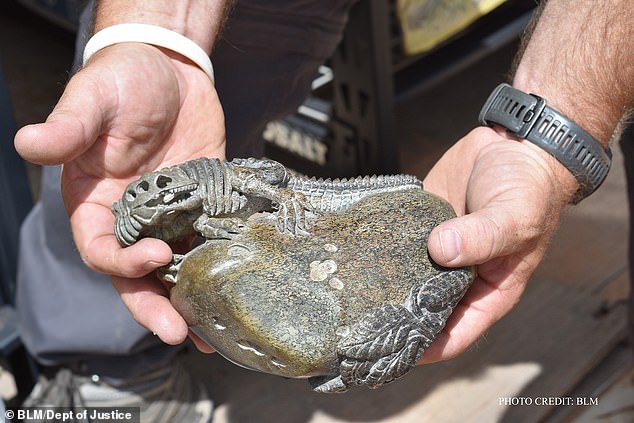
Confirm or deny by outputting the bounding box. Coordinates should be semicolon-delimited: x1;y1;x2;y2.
479;83;611;203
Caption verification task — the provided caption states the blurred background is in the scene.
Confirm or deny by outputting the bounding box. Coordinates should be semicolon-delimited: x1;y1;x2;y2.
0;0;632;422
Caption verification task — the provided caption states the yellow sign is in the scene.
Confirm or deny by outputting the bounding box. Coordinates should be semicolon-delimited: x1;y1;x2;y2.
397;0;507;55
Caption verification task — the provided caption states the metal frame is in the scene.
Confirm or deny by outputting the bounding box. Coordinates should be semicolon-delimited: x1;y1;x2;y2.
329;0;398;176
320;0;535;176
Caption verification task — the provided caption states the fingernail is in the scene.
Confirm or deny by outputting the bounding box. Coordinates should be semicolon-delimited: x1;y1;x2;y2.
440;229;461;262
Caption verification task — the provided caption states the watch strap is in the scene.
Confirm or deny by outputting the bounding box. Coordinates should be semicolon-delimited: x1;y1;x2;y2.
479;83;611;203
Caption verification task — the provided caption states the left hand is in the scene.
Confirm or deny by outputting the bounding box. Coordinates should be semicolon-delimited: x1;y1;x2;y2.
419;126;578;363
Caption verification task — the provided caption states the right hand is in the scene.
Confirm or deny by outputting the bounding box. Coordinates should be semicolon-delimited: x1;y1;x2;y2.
15;43;224;350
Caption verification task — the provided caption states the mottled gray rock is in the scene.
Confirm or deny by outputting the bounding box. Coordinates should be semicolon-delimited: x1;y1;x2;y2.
112;158;474;392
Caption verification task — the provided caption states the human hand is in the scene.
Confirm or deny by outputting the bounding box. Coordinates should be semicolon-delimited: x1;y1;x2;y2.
419;126;578;363
14;43;222;351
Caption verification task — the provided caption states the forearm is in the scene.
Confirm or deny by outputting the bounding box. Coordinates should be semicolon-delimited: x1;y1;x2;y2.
513;0;634;147
94;0;234;53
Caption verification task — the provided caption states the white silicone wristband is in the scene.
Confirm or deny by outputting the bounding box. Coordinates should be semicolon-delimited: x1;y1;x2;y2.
83;23;215;83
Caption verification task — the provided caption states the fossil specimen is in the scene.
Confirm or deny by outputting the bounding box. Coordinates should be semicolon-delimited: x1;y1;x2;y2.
113;158;474;392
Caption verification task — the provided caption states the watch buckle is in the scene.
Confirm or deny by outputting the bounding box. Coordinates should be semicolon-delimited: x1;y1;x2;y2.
515;95;546;138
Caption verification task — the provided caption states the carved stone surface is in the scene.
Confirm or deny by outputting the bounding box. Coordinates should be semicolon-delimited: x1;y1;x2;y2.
112;158;474;393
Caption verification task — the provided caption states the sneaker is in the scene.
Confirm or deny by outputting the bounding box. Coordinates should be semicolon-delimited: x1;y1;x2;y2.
23;361;213;423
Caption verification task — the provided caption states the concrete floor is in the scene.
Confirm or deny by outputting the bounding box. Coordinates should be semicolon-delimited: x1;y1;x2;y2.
1;2;632;422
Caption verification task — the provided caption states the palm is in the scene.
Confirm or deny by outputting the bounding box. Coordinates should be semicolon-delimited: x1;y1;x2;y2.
15;44;226;347
62;43;224;209
420;127;574;362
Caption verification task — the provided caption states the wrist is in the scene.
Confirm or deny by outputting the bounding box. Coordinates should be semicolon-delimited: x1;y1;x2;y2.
495;127;580;205
479;83;611;203
94;0;233;53
83;24;215;83
512;72;616;148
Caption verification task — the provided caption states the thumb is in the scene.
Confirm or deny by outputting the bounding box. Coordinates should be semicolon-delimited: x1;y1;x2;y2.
428;206;533;267
14;70;108;165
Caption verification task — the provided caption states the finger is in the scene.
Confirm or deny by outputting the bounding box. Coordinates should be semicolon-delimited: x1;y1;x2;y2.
71;203;172;277
419;271;525;364
14;70;110;165
112;275;189;345
427;205;538;268
417;302;486;364
188;330;216;353
89;236;173;277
